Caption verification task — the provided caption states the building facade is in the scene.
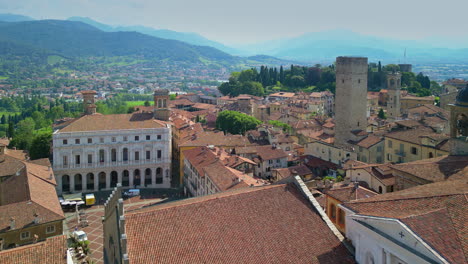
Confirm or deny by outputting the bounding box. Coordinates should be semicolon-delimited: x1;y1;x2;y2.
52;90;172;195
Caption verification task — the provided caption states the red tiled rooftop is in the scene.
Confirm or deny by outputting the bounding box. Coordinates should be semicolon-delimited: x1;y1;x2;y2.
125;184;354;264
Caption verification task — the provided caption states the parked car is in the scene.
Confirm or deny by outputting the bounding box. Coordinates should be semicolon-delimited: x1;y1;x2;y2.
72;230;88;242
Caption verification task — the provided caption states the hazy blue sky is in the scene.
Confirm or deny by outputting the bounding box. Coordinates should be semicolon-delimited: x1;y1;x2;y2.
1;0;467;45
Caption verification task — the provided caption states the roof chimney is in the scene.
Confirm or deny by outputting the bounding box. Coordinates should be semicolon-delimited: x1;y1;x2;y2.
33;213;40;224
9;217;15;230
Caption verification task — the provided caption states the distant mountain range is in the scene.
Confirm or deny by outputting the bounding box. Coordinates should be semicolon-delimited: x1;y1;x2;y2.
66;17;243;55
1;13;467;64
236;29;468;63
0;19;241;65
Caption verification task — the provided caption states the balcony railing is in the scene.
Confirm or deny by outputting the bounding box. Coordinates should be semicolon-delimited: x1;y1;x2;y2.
394;149;406;157
54;158;171;170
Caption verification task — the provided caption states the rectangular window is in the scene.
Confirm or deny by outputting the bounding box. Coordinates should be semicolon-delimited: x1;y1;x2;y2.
63;156;68;166
63;139;68;145
112;137;116;142
135;151;140;161
338;209;345;226
411;147;418;155
269;160;273;164
20;231;30;240
88;138;92;144
387;154;392;161
157;135;162;140
46;225;56;234
135;136;139;141
157;150;162;159
88;154;92;164
146;151;151;160
75;139;80;144
123;136;128;142
146;135;150;140
75;155;81;165
387;140;392;148
100;138;104;143
276;159;280;163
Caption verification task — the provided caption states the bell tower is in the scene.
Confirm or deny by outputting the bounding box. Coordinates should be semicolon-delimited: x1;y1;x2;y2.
81;90;97;115
386;72;401;120
154;89;170;121
448;84;468;155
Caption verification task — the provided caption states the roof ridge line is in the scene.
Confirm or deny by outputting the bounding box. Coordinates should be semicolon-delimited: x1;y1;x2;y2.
347;192;467;204
127;185;284;216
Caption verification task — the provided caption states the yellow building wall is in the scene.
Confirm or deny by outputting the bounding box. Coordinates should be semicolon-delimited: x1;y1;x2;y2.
384;137;449;163
326;196;346;233
0;220;63;248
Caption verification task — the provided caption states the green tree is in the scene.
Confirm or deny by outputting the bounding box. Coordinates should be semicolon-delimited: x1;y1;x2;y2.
7;122;14;138
10;117;35;150
29;132;52;160
144;100;150;107
378;108;386;119
216;110;261;135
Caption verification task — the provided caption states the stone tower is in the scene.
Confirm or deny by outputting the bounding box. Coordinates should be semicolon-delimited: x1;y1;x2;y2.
154;89;170;121
448;85;468;155
386;73;401;119
81;90;97;115
334;56;368;146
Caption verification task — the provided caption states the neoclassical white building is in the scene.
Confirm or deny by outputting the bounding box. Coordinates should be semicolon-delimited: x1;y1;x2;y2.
52;90;172;194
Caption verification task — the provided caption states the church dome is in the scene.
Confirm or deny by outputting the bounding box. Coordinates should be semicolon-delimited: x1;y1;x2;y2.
456;85;468;106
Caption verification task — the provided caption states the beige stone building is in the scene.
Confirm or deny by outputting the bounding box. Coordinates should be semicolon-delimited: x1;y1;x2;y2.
400;95;435;113
53;90;172;194
384;127;450;163
0;144;64;250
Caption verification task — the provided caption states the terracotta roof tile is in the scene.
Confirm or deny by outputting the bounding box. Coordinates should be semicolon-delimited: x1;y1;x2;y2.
0;235;68;264
59;112;165;132
125;184;355;264
325;185;378;203
356;135;384;148
390;155;468;182
343;180;468;263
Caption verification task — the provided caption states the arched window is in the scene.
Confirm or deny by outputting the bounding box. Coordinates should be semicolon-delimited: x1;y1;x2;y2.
110;171;118;187
163;99;167;108
86;173;94;190
62;175;70;192
98;172;106;190
156;167;163;184
134;169;141;187
123;148;128;161
145;168;152;186
74;174;82;191
122;170;129;187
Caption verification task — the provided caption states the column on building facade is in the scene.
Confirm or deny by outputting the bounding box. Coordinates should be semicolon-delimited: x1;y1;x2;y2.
151;168;157;187
94;174;99;192
82;174;87;192
56;175;62;194
70;174;75;193
118;170;123;185
105;171;111;189
129;172;134;188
